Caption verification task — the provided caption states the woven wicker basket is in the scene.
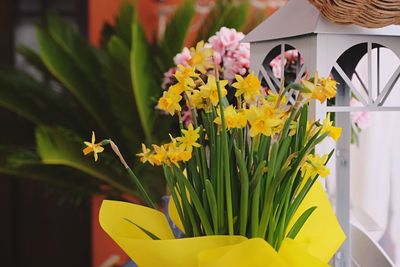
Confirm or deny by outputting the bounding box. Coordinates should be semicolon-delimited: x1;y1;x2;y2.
308;0;400;28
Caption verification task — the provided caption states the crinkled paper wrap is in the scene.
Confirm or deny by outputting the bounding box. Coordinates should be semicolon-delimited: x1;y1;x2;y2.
99;181;345;267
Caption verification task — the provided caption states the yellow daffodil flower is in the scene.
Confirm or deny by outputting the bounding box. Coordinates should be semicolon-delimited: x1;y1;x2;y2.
190;89;208;110
305;121;320;141
164;139;193;167
214;105;247;129
83;131;104;162
319;77;337;99
136;143;154;165
176;123;201;152
232;73;262;103
199;75;228;106
158;89;182;115
138;139;193;167
321;114;342;141
266;91;287;107
301;154;330;181
178;149;192;162
246;105;283;137
151;144;169;166
189;41;214;74
289;121;297;136
169;82;189;95
302;73;337;103
165;141;183;167
174;65;198;88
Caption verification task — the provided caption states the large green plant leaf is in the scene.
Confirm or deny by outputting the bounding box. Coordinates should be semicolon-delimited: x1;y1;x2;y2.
159;0;195;69
130;14;160;143
16;45;51;76
0;147;101;201
0;67;82;130
115;2;134;47
98;3;134;49
197;0;249;41
38;13;139;154
36;27;114;136
107;36;130;70
102;36;143;151
35;125;136;195
46;12;103;88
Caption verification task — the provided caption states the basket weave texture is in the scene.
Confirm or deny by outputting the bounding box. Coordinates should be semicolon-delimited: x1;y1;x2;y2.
308;0;400;28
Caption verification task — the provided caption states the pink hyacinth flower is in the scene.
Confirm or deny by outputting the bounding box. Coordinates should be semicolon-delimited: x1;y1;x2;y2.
181;107;193;127
270;55;285;78
350;98;369;129
174;47;191;66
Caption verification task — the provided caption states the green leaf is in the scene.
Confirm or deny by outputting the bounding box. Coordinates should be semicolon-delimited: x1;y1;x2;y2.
17;45;50;75
131;14;160;143
251;177;261;237
274;136;292;177
249;160;266;194
46;12;102;86
175;166;214;235
123;218;161;240
163;165;191;235
286;83;311;93
0;67;82;129
287;206;317;239
234;145;249;236
115;3;135;47
107;36;131;70
159;1;195;68
0;146;101;201
205;179;219;234
36;27;112;135
197;0;249;41
103;36;143;150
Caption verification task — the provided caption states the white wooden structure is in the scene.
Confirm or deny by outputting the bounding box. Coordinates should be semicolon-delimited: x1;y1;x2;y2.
243;0;400;266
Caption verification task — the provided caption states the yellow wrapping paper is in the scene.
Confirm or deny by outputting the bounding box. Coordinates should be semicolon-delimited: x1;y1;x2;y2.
99;180;345;267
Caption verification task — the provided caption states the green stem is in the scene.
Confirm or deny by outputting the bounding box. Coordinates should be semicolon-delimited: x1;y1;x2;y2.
251;180;261;237
163;165;191;236
108;139;156;209
216;133;225;232
126;167;157;209
235;145;249;236
215;77;234;235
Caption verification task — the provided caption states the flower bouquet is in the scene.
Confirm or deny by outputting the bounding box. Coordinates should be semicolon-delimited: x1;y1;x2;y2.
84;37;345;266
162;27;250;128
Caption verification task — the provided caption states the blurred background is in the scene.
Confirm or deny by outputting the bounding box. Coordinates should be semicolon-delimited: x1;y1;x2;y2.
0;1;286;266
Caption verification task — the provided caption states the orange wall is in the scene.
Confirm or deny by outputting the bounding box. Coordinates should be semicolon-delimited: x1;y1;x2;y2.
89;0;121;45
89;0;166;46
91;196;129;267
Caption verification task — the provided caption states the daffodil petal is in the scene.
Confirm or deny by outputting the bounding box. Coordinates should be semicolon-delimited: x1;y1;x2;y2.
82;146;93;155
